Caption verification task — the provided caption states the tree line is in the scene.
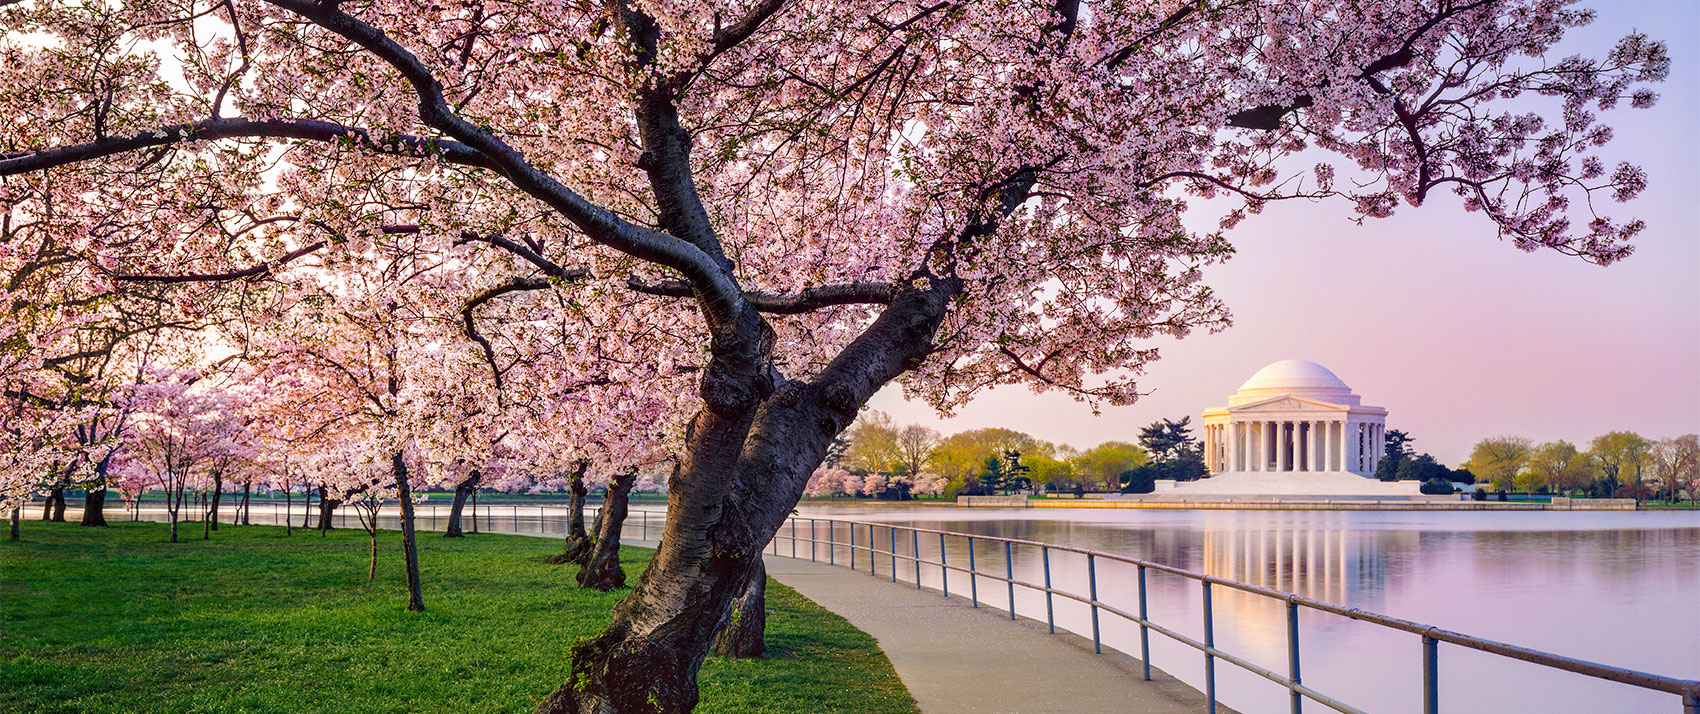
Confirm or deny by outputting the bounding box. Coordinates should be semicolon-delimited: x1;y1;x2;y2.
1464;432;1699;503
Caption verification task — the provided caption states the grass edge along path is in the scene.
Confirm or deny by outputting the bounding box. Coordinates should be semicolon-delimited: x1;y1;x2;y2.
0;521;919;714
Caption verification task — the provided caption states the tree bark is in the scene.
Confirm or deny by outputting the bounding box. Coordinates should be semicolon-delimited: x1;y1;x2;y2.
443;469;482;538
576;469;634;591
317;486;339;535
301;486;314;529
546;462;592;565
209;473;224;531
710;558;766;659
536;282;956;714
80;486;109;527
284;491;293;535
394;451;426;612
240;480;252;525
43;485;67;522
9;507;18;540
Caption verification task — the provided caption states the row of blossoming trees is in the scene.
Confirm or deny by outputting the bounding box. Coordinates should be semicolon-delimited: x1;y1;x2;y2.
0;0;1671;711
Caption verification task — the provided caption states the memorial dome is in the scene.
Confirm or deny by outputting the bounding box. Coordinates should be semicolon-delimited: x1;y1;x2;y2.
1228;359;1360;406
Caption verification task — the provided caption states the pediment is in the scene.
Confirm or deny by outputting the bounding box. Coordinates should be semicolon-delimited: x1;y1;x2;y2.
1228;394;1348;412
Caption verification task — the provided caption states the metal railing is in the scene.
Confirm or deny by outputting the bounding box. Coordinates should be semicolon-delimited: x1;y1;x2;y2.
761;513;1700;714
71;500;1700;713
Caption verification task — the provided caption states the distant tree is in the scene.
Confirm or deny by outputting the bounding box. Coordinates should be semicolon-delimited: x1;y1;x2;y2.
1138;417;1199;462
929;428;1044;494
1522;441;1594;494
822;435;850;469
844;411;903;475
1464;436;1533;492
896;425;941;480
1376;429;1415;481
1071;442;1147;491
1395;453;1449;482
1419;478;1455;495
1023;453;1073;491
975;455;1007;495
1587;431;1652;495
1448;467;1476;484
1645;435;1700;503
1120;466;1157;494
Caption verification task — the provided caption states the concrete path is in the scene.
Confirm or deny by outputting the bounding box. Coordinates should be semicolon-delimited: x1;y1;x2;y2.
763;554;1227;714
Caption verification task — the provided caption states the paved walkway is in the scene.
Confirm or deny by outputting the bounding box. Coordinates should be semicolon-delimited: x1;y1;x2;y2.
493;528;1224;714
763;554;1225;714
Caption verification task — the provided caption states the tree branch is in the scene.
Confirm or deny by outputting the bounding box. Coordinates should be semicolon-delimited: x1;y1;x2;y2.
0;117;497;176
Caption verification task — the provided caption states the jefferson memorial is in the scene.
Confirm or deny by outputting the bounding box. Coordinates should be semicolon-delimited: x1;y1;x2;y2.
1164;360;1418;496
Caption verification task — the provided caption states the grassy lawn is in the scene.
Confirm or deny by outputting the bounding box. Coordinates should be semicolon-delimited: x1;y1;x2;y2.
0;522;918;714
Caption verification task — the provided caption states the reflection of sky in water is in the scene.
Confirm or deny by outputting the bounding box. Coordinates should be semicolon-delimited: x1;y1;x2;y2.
797;506;1700;714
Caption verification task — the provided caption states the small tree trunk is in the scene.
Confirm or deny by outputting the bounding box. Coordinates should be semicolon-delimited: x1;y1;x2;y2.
169;482;184;543
577;469;635;591
209;474;224;531
711;558;767;658
443;470;482;538
80;486;109;527
240;481;252;525
367;519;379;581
8;507;18;540
202;492;212;540
301;486;313;529
470;489;479;534
545;462;591;565
284;491;293;535
394;451;426;612
317;486;339;536
49;486;67;522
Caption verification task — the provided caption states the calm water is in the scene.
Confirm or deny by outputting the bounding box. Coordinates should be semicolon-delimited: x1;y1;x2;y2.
795;506;1700;714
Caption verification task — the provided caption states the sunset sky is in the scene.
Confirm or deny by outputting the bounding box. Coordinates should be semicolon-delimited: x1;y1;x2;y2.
871;2;1700;466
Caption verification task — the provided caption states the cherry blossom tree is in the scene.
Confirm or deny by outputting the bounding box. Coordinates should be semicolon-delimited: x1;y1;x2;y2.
113;368;246;542
1;0;1670;711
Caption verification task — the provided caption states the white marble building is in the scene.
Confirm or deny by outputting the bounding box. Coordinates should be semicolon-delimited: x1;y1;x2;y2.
1167;360;1416;496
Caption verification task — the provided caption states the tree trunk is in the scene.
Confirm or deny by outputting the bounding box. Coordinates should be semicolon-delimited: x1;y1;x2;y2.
301;486;313;529
209;473;224;531
284;491;293;535
8;507;18;540
80;486;109;527
169;481;184;543
394;451;426;612
202;492;211;540
470;489;479;533
317;486;339;535
443;469;482;538
240;481;252;525
535;282;955;714
546;462;591;565
367;519;379;581
710;558;766;659
576;469;634;591
50;486;67;522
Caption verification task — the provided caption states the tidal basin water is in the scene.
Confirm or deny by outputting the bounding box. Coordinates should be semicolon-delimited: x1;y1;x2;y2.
795;506;1700;714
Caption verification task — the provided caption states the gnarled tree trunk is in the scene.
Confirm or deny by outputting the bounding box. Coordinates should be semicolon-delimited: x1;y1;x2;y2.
317;486;340;535
546;461;592;565
576;469;634;591
80;487;108;527
536;282;957;714
443;469;482;538
710;558;766;659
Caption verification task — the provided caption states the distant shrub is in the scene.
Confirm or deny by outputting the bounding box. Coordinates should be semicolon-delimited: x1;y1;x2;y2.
1419;478;1455;495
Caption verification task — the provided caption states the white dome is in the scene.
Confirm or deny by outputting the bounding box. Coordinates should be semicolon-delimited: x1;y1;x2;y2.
1228;359;1360;406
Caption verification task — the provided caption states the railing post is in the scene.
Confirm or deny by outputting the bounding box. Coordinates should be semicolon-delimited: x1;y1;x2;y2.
890;527;897;582
939;533;949;597
968;538;979;607
810;520;817;562
1682;690;1699;714
912;529;921;589
829;521;835;565
1005;541;1016;620
642;510;649;540
1204;581;1217;714
1088;554;1101;654
850;523;856;571
792;519;797;558
1042;546;1055;634
1288;601;1302;714
1137;564;1150;680
1423;634;1439;714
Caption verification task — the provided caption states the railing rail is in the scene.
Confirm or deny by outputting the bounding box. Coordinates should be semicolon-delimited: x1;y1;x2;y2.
83;500;1700;713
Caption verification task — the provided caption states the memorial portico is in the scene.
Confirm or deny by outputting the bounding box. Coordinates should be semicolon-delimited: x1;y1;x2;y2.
1199;360;1389;478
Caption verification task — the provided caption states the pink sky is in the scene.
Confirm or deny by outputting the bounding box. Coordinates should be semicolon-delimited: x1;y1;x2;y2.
871;3;1700;466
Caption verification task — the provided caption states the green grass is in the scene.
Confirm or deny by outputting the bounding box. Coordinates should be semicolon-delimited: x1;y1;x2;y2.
0;522;918;714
